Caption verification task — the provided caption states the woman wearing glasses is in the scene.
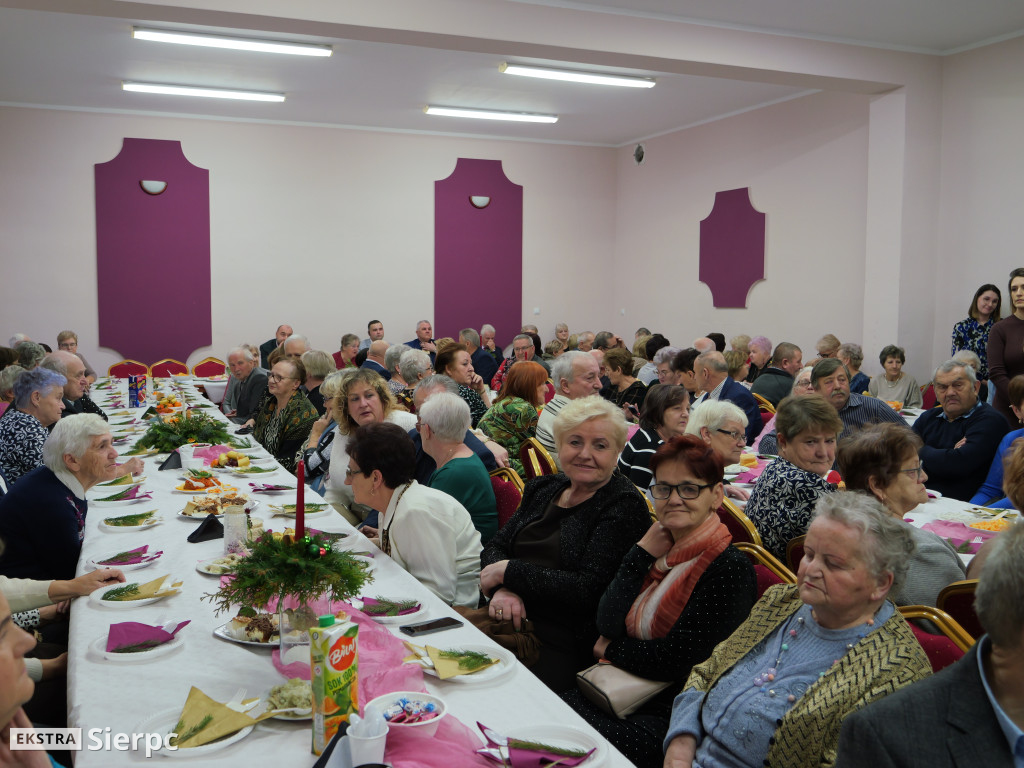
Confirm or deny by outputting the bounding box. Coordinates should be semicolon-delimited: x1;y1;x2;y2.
685;400;748;467
248;358;318;474
743;395;842;561
561;436;756;768
838;423;966;606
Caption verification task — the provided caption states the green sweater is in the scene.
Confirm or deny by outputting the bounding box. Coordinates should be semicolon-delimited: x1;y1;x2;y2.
429;455;498;544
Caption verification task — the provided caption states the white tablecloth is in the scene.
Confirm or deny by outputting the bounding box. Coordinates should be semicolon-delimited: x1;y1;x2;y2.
67;380;632;767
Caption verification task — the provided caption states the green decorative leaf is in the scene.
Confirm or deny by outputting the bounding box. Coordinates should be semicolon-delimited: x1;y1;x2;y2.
102;511;155;527
135;410;233;453
102;583;140;601
439;648;494;671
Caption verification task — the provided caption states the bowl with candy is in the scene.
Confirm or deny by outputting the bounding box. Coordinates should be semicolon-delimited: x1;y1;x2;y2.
365;691;446;737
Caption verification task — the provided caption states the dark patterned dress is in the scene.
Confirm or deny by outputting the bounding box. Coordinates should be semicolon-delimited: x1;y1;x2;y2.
743;457;835;561
0;410;48;485
478;397;539;480
951;316;995;379
253;391;318;474
457;384;487;428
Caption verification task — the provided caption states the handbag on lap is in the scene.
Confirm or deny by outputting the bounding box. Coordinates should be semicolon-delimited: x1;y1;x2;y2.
576;659;671;719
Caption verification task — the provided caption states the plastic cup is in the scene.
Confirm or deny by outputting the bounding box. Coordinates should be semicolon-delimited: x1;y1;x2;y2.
346;725;388;766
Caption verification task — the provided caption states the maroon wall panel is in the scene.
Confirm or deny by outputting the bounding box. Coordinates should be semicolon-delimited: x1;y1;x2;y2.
434;159;523;346
699;187;766;308
95;138;211;363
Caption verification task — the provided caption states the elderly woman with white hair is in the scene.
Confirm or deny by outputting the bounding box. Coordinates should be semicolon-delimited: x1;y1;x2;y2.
686;399;749;467
395;348;433;412
384;344;408;397
419;391;498;543
0;364;25;418
480;396;651;691
0;368;65;485
301;349;335;416
0;415;120;581
299;370;348;496
15;342;46;372
664;493;930;768
838;342;869;395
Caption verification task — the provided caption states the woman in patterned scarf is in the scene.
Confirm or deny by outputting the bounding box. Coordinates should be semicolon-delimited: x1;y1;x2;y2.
561;435;756;768
250;358;317;474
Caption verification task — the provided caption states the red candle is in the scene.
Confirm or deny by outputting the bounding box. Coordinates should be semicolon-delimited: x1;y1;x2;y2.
295;458;305;539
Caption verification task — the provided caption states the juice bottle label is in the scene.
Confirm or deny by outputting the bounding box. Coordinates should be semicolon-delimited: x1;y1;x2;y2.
310;620;359;755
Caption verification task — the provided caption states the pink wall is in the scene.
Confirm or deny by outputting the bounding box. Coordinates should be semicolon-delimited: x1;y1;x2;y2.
0;107;616;369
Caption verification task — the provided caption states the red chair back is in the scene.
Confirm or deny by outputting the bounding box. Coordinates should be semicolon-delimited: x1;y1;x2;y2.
543;380;556;404
108;359;148;377
150;359;189;377
520;438;556;480
490;474;523;531
733;542;795;599
905;620;964;672
921;384;937;410
786;535;806;573
192;357;227;377
717;501;762;546
937;580;982;641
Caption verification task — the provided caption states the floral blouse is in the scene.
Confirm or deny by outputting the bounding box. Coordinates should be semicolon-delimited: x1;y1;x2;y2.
743;457;835;561
253;391;318;474
0;410;48;485
952;317;995;379
458;384;487;428
478;397;539;480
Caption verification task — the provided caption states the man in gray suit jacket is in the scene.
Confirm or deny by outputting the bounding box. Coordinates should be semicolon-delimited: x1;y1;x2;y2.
835;524;1023;768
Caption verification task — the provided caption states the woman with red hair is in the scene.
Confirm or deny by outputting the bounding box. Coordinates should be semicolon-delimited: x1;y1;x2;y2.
478;361;549;480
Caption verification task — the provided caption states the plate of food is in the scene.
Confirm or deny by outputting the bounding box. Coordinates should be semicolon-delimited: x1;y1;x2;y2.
99;510;161;532
416;643;516;685
196;554;245;576
268;503;330;517
94;473;146;490
354;596;425;624
497;724;606;767
265;679;312;721
133;707;252;757
213;613;279;647
231;465;279;476
88;577;181;609
90;633;184;663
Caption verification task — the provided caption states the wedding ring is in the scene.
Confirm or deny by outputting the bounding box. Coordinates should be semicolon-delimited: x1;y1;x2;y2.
497;608;503;616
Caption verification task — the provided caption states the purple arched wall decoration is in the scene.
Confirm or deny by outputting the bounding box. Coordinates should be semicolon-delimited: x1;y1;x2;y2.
698;187;766;308
95;138;211;363
435;159;522;345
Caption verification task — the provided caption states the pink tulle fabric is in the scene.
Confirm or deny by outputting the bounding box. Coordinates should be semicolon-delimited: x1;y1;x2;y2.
920;520;999;553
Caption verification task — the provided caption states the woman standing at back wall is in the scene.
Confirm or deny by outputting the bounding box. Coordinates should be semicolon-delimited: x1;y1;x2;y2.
987;270;1024;424
953;282;1001;402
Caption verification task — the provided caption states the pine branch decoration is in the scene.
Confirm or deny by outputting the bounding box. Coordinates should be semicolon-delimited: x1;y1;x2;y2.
202;532;371;615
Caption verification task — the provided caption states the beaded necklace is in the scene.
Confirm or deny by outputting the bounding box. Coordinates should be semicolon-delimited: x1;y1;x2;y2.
752;612;876;703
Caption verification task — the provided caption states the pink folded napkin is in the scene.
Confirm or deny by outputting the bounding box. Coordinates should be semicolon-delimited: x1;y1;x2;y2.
105;620;190;653
735;464;766;483
476;723;595;768
95;545;162;566
921;520;999;554
247;483;294;493
96;485;152;502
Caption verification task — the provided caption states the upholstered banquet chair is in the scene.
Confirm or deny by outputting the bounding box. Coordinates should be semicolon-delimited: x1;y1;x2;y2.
192;357;227;377
898;605;972;672
107;359;148;377
489;468;524;531
150;359;189;378
733;541;795;598
717;498;763;547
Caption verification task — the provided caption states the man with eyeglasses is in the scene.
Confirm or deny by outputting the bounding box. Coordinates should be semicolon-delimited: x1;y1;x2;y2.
691;351;762;444
912;360;1009;501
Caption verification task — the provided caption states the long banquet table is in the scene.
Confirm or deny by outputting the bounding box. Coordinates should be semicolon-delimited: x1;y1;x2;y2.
67;378;633;767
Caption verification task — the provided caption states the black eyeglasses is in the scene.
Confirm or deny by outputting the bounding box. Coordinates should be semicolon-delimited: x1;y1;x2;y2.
650;481;714;500
899;462;925;480
716;428;745;443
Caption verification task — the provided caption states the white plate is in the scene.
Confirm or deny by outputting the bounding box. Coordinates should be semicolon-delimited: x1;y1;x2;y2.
212;623;278;648
927;489;943;499
503;724;606;768
352;555;377;576
90;633;183;662
93;477;146;491
195;558;241;576
271;710;312;722
230;466;282;477
723;463;745;474
354;597;425;625
178;509;224;520
268;504;331;517
86;551;162;571
89;584;178;609
421;643;515;685
134;707;253;758
90;496;151;507
98;514;161;532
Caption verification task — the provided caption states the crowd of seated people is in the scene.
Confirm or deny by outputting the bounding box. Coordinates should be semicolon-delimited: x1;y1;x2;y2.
8;290;1024;768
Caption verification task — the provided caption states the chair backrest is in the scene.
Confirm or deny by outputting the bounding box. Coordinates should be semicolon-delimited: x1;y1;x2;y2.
543;380;556;404
921;384;937;410
717;498;763;546
786;534;806;573
108;359;149;377
936;579;982;641
192;357;227;377
760;411;773;429
898;605;973;672
489;470;523;530
752;392;776;414
519;437;557;480
634;484;656;522
734;541;796;598
150;359;189;378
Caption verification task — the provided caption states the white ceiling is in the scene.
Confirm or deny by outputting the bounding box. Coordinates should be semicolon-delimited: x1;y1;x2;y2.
1;1;1022;147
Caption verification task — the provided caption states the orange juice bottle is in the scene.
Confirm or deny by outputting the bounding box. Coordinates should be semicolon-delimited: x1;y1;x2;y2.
310;614;359;755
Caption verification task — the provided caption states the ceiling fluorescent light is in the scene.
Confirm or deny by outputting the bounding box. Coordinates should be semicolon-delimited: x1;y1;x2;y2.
424;106;557;123
122;82;285;102
500;63;654;88
132;28;332;57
